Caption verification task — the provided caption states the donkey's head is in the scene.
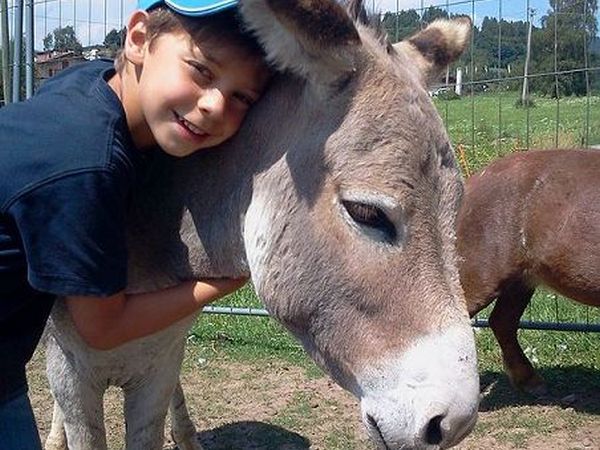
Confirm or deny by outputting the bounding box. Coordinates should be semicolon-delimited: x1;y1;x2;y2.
239;1;478;448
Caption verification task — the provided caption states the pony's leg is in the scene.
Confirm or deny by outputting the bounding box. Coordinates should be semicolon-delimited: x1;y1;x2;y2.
44;400;67;450
123;371;180;450
488;280;546;395
169;381;204;450
46;338;107;450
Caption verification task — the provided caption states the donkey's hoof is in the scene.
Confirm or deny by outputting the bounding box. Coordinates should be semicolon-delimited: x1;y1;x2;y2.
45;435;68;450
176;438;204;450
171;433;204;450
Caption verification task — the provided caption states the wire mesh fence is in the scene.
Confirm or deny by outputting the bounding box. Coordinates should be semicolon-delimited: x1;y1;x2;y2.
1;0;599;332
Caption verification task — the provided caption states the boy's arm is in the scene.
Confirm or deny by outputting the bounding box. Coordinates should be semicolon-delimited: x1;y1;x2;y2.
10;171;248;349
65;277;247;350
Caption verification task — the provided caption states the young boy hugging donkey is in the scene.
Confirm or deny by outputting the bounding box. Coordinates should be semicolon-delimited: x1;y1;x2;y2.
0;1;269;448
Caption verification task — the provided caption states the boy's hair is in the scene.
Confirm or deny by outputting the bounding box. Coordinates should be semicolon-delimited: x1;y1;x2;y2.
115;7;265;73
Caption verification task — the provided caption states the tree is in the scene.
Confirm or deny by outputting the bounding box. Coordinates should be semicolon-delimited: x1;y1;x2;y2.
0;48;5;105
42;33;53;51
531;0;598;96
475;17;529;68
103;27;126;52
42;25;83;54
375;3;598;97
381;9;420;42
421;6;448;25
0;56;3;105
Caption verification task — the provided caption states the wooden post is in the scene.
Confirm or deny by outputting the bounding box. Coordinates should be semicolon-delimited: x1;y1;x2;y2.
521;8;535;105
455;67;463;96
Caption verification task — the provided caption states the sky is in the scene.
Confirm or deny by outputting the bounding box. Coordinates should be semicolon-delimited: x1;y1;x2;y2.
377;0;561;22
3;0;596;51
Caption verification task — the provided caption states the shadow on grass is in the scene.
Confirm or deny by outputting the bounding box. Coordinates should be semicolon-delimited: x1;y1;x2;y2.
193;421;310;450
480;366;600;414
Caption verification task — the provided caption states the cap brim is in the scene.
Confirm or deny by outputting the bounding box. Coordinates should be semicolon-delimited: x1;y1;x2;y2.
164;0;238;16
138;0;238;16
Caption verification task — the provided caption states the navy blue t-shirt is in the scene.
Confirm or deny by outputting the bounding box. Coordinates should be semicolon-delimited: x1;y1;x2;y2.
0;59;145;402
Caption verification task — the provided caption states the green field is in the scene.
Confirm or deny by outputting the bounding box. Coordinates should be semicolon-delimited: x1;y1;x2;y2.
434;92;600;174
192;284;600;381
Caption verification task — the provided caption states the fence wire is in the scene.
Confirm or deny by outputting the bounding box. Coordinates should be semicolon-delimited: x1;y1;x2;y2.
1;0;599;332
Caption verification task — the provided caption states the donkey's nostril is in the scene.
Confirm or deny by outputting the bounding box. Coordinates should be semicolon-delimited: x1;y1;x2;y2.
367;414;379;432
366;414;386;444
425;414;444;445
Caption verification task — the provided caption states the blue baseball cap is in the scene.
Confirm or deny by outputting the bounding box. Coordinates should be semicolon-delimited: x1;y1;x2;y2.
138;0;238;16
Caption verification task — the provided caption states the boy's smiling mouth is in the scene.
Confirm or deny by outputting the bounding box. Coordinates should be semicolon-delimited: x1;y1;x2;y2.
173;111;208;138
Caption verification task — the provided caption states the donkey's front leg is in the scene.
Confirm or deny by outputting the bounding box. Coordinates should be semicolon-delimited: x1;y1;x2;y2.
44;400;67;450
169;381;203;450
46;336;107;450
122;365;182;450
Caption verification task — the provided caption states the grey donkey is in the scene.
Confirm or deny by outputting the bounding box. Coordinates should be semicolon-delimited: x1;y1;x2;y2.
45;1;479;449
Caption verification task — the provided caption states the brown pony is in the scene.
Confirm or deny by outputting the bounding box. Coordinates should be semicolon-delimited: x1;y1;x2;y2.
457;149;600;395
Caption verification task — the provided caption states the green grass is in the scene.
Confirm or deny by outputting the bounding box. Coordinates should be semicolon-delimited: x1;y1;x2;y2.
192;284;600;391
474;287;600;380
189;285;311;368
434;92;600;174
323;427;362;450
474;287;600;326
271;392;316;429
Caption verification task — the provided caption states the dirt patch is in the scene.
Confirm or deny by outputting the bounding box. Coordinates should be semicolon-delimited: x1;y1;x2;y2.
28;344;600;449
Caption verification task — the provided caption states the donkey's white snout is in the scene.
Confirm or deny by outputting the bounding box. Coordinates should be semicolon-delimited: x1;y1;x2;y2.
361;392;478;450
358;326;480;449
418;401;478;448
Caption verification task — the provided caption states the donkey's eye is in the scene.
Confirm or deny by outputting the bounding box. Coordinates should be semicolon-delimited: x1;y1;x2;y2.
333;71;355;93
342;200;397;242
439;143;456;169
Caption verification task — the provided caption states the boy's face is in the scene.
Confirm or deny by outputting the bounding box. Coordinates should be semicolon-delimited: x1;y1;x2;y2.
132;28;269;156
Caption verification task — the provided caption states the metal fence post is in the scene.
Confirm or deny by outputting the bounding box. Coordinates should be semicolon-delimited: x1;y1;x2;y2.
24;0;32;98
0;0;10;104
12;0;22;103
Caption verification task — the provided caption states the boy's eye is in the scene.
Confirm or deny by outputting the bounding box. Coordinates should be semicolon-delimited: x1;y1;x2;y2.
233;92;255;108
187;61;213;82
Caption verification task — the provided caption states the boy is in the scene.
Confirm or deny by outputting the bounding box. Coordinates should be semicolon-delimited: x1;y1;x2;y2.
0;1;270;448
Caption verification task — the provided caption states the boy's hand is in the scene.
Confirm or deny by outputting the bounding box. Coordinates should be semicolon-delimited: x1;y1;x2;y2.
192;277;249;307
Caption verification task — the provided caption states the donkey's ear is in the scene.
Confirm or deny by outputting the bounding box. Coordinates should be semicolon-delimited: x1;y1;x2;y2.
240;0;360;84
394;17;471;87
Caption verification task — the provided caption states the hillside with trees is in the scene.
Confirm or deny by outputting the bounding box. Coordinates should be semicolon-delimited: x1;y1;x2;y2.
381;0;599;96
1;0;598;106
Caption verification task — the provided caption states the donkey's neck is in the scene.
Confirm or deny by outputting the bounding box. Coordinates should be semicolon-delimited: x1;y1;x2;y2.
125;75;302;293
125;149;252;292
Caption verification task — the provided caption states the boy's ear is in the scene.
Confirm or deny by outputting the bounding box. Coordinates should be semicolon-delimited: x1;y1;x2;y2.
124;10;150;66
